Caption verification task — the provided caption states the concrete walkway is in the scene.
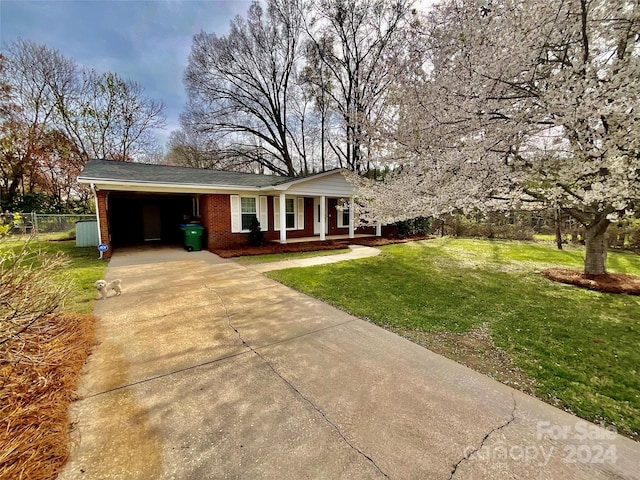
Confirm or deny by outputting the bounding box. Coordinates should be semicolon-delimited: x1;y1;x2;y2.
60;247;640;480
250;244;380;272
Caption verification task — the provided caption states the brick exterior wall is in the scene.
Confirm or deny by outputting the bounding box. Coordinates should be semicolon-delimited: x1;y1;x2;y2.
199;194;248;250
95;190;112;259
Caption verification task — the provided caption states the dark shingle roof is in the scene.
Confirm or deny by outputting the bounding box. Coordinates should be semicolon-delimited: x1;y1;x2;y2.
78;159;293;188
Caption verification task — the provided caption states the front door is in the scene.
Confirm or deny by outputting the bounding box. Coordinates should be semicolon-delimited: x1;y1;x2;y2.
327;198;339;234
313;198;328;235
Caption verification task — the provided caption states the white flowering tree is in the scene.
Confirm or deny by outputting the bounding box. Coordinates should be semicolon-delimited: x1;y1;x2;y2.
355;0;640;275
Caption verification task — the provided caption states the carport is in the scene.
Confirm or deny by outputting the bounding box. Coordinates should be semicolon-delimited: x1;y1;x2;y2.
108;192;198;247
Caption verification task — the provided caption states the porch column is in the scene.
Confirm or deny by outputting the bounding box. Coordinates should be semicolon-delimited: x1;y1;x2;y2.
348;196;355;239
319;195;326;241
279;193;287;244
376;222;382;237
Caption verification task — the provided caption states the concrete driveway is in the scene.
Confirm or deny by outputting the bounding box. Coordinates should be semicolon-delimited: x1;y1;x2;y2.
60;247;639;480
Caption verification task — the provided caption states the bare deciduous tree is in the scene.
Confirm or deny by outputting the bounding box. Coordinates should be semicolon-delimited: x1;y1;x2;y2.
4;40;166;163
68;71;165;161
165;128;223;169
184;0;305;176
2;40;166;211
305;0;418;173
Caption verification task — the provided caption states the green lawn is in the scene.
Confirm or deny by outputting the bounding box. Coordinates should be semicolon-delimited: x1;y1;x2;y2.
267;238;640;439
1;239;107;314
233;248;348;265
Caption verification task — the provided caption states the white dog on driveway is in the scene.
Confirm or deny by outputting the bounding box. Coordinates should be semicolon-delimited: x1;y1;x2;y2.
94;279;122;299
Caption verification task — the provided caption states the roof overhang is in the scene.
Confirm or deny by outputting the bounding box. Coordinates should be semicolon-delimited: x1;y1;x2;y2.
78;168;354;196
270;169;345;191
79;178;273;194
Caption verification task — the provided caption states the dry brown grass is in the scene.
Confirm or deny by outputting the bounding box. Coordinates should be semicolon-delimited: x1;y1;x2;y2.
0;313;96;480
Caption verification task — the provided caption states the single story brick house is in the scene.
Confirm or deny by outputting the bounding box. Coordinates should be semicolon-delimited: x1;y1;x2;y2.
78;159;382;258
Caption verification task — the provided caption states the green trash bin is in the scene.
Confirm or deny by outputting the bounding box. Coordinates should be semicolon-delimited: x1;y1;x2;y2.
180;224;205;252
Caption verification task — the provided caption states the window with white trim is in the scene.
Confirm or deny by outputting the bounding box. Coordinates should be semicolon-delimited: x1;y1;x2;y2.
274;196;305;230
241;197;257;231
285;198;295;229
231;195;265;233
337;204;350;228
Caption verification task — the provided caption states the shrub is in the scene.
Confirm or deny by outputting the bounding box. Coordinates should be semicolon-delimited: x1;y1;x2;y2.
442;213;534;241
395;220;412;238
608;219;640;250
248;217;264;247
393;217;432;238
413;217;432;235
1;242;70;348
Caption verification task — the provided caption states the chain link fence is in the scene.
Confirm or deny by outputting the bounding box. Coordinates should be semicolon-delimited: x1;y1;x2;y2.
1;212;96;238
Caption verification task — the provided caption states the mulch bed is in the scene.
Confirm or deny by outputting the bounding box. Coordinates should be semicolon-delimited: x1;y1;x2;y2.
211;235;433;258
543;268;640;295
0;313;97;480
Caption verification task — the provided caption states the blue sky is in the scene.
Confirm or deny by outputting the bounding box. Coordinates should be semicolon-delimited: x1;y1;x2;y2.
1;0;252;147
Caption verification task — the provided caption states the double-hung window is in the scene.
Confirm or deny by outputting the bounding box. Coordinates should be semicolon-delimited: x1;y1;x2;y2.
341;208;350;228
274;196;305;230
231;195;266;233
241;197;257;231
337;203;351;228
285;198;295;229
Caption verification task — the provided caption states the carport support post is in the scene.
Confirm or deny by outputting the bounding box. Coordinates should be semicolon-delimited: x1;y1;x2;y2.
93;185;101;244
348;197;355;239
319;195;326;241
92;184;104;258
279;193;287;244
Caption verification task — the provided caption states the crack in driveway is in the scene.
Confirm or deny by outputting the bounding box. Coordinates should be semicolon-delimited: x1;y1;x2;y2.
448;393;517;479
210;287;391;480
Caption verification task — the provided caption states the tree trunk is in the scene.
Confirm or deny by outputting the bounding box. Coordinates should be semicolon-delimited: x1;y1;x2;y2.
554;208;563;250
583;219;610;276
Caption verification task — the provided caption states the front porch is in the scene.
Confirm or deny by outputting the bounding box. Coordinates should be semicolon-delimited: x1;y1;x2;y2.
260;193;383;245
